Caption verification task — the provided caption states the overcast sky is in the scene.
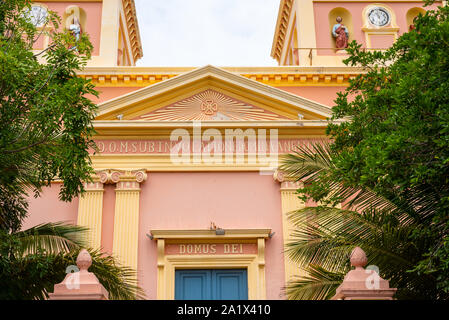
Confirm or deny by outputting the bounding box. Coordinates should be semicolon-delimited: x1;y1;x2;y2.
134;0;279;67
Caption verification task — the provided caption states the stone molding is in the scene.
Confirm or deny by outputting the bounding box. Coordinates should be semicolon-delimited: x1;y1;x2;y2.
95;169;148;185
273;169;302;190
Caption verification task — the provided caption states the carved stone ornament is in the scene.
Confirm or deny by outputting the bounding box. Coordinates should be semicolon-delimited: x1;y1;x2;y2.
273;169;302;190
331;247;397;300
76;249;92;271
350;247;368;269
96;170;148;185
273;169;286;183
49;249;109;300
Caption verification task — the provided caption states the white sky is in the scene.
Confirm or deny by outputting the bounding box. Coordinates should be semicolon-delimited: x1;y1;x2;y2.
134;0;280;67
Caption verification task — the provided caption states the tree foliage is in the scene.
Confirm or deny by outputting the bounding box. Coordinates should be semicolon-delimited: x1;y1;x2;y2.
0;0;145;299
0;224;146;300
282;144;446;300
282;2;449;297
0;0;97;233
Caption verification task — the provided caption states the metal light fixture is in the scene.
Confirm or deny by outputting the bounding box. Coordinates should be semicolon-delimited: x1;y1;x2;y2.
215;228;225;236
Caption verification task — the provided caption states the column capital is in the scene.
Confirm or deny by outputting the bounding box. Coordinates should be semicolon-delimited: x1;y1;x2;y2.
96;169;148;185
273;169;302;190
83;181;104;191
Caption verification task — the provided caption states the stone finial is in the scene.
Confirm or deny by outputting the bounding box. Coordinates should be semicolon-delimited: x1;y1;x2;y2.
350;247;367;268
331;247;397;300
76;249;92;271
49;249;109;300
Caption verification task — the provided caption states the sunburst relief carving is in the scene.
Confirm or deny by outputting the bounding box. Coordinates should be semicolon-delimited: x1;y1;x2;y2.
138;89;288;121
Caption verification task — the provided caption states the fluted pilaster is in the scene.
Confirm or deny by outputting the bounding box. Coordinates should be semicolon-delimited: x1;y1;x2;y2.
110;170;147;271
77;181;104;249
274;170;306;286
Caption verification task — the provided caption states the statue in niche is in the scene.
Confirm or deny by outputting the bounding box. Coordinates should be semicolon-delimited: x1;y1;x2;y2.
69;16;82;42
409;16;418;31
332;16;349;49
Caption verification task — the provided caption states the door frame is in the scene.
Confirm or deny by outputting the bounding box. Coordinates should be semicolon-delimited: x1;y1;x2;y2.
151;229;270;300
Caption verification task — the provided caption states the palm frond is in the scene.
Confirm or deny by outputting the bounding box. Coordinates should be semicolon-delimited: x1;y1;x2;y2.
281;141;442;299
285;264;345;300
15;222;87;255
280;142;414;217
286;206;414;273
58;248;146;300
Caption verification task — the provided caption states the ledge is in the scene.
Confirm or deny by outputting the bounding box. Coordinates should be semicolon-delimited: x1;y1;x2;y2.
150;229;272;240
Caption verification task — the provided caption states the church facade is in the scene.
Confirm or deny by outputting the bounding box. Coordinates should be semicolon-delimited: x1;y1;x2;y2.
24;0;442;300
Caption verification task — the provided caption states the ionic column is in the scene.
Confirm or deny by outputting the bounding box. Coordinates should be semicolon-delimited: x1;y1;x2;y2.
111;170;148;271
77;178;104;249
274;170;306;287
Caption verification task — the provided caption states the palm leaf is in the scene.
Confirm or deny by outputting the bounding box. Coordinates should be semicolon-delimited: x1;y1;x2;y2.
63;249;147;300
280;141;441;299
15;222;87;256
285;264;345;300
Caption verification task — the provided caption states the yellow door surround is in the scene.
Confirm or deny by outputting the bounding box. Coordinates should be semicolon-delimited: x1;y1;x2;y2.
150;229;271;300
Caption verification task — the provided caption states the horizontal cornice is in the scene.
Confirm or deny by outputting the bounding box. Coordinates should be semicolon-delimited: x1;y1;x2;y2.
78;66;365;87
92;120;341;137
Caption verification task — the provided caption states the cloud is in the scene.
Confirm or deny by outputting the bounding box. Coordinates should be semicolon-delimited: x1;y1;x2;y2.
134;0;279;67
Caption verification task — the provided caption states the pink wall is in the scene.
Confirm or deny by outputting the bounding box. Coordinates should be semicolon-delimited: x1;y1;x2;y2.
101;184;116;255
313;1;440;55
22;184;79;230
87;87;142;104
40;2;103;56
276;86;347;107
137;172;285;300
92;86;347;109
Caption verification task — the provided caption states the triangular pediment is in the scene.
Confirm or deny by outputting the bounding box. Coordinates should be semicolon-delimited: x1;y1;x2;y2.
136;89;290;121
96;65;332;121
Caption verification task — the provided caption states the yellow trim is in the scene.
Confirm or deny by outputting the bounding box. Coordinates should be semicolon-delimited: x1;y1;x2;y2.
271;0;294;63
78;65;364;87
278;182;307;288
112;187;141;271
153;229;270;300
151;229;271;240
95;66;333;121
77;185;104;249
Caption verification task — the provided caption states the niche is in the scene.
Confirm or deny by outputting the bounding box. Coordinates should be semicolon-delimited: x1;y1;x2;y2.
63;5;87;32
407;7;426;31
328;7;353;49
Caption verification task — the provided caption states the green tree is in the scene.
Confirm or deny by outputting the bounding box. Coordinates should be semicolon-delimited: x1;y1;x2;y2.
0;0;144;299
281;1;449;298
0;223;145;300
0;0;96;232
281;143;446;300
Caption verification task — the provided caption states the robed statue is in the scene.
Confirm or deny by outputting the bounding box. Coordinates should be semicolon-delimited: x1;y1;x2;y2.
69;16;82;42
332;16;349;49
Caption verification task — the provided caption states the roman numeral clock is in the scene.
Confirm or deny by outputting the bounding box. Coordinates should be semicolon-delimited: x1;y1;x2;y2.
26;5;48;27
362;5;398;49
368;7;391;27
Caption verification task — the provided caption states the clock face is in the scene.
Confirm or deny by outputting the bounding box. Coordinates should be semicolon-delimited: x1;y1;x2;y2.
26;6;48;27
368;7;390;27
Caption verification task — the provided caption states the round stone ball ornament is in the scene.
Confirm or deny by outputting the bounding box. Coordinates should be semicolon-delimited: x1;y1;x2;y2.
368;7;390;27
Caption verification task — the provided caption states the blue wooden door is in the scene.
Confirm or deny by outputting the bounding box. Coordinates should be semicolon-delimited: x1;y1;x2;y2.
175;269;248;300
